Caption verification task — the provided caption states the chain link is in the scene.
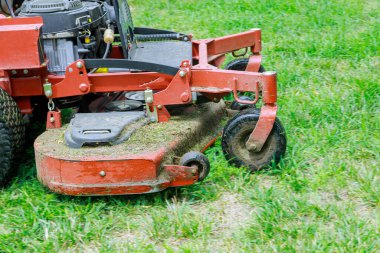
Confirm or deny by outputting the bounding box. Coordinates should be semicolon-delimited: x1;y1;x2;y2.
47;99;55;111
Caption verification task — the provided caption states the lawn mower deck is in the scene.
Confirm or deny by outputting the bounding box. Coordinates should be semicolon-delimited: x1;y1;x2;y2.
35;102;227;195
0;0;287;194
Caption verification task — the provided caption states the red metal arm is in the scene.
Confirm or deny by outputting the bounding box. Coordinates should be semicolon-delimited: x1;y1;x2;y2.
192;29;262;69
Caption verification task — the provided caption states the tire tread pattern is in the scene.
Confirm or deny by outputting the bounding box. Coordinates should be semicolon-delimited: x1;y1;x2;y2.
0;88;25;186
0;122;12;185
0;88;25;151
222;113;286;171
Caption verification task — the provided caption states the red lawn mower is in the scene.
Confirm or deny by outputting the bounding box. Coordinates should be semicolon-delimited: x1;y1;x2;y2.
0;0;286;195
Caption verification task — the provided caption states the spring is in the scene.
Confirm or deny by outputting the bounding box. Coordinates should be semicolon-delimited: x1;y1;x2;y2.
135;33;188;42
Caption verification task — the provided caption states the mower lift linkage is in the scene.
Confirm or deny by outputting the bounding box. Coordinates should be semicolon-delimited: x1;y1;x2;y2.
41;58;278;152
0;17;277;152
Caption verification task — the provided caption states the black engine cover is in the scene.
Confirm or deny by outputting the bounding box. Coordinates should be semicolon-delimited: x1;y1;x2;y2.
19;0;104;34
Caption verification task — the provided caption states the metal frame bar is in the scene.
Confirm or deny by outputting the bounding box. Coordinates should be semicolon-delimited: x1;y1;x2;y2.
0;16;278;155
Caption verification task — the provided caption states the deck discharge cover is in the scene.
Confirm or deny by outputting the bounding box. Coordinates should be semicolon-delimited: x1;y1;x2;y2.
65;111;145;148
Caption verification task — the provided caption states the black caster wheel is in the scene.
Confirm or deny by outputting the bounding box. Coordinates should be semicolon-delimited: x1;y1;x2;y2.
222;112;286;172
0;88;25;186
180;151;210;181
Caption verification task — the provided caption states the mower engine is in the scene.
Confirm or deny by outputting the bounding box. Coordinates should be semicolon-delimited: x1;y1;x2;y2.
19;0;114;74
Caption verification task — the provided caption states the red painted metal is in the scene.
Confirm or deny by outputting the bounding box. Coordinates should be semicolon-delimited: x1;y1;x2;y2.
45;72;172;98
190;69;273;93
244;72;278;151
14;97;33;114
10;77;44;96
50;60;91;98
192;29;262;58
152;60;192;106
46;110;62;129
43;68;273;103
157;105;171;122
0;16;43;69
261;72;277;104
0;70;11;94
192;40;218;70
208;54;226;68
246;104;278;152
35;134;201;196
110;45;124;59
0;15;281;195
232;78;260;105
0;18;269;118
164;165;198;187
246;54;262;72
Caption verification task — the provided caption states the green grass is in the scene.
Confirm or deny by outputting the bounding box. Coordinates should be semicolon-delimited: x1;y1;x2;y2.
1;0;379;252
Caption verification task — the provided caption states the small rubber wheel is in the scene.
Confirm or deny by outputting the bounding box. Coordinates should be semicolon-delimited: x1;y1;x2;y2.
0;88;25;186
222;113;286;171
180;151;210;181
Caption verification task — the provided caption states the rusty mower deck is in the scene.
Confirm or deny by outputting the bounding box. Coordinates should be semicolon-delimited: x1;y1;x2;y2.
35;102;227;195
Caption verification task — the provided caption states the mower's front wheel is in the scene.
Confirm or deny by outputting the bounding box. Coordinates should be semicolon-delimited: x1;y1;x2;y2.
180;151;210;181
222;112;286;171
0;88;25;186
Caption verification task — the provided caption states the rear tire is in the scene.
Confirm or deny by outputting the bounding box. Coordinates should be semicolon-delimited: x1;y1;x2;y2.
0;88;25;186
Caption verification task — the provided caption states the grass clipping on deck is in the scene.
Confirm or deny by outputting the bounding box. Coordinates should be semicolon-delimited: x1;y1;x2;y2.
35;102;227;160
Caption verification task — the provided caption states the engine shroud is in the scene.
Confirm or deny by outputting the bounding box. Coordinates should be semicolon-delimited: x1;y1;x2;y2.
18;0;107;74
19;0;104;34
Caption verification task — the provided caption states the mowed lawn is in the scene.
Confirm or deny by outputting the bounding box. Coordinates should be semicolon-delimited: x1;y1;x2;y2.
1;0;379;252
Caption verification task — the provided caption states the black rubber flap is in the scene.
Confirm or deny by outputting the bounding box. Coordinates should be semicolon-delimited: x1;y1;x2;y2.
64;111;145;149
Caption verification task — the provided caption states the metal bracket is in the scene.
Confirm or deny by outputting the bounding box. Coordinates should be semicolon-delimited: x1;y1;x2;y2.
144;88;158;122
232;47;248;57
46;110;62;129
246;54;262;72
43;79;52;97
152;60;192;106
50;60;91;98
246;104;278;152
233;77;260;105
